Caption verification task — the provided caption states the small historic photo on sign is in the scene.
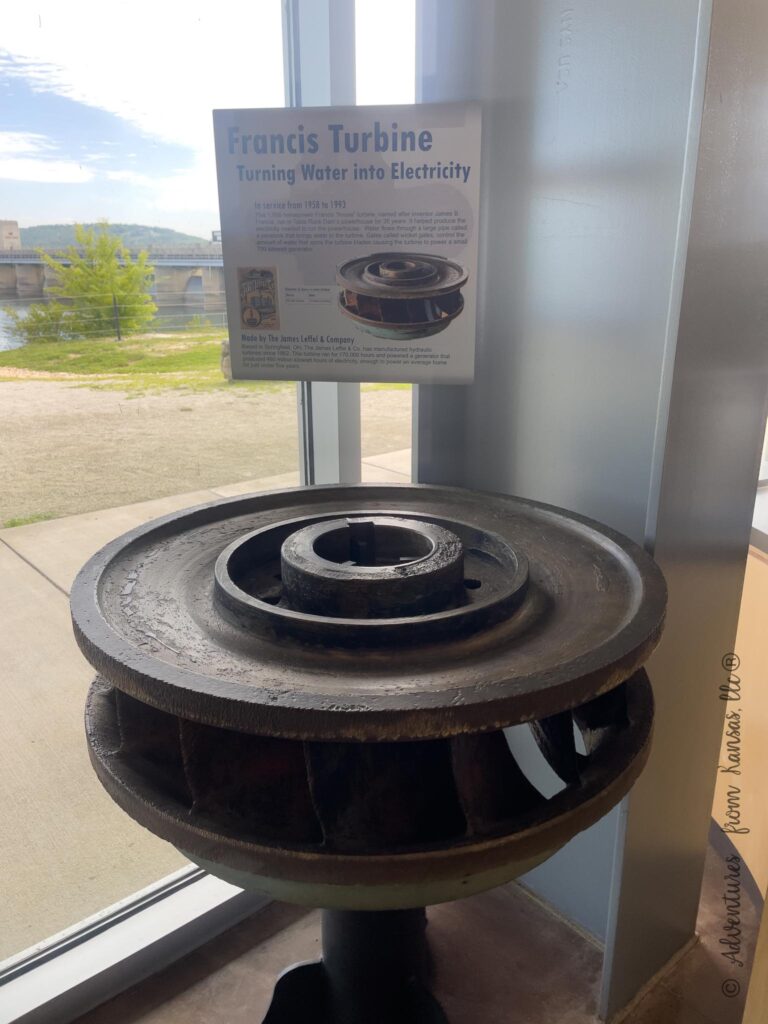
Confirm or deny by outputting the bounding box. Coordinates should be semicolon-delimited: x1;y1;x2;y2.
238;267;280;330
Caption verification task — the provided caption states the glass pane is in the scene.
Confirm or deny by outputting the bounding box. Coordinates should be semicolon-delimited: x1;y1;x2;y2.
355;0;416;105
0;0;288;961
355;0;415;481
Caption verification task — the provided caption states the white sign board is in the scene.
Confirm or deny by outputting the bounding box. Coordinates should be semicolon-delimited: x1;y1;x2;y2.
213;103;481;383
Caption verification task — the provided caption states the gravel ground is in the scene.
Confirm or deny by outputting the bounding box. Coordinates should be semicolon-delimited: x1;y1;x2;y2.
0;381;411;523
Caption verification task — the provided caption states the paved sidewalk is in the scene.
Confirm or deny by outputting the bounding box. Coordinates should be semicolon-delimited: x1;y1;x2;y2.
0;450;410;960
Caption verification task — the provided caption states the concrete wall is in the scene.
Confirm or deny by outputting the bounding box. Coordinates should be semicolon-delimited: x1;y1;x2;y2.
14;264;46;299
0;220;21;251
152;265;226;311
0;263;17;298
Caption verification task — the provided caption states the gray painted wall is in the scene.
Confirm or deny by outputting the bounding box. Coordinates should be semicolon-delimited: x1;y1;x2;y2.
415;0;768;1014
416;0;707;943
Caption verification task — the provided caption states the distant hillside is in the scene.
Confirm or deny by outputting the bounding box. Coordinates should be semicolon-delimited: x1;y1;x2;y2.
20;223;213;251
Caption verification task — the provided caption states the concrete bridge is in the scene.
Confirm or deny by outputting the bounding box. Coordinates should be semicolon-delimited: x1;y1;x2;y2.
0;250;226;317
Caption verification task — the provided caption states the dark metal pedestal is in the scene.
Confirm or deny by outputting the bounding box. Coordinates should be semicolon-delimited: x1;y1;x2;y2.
263;909;448;1024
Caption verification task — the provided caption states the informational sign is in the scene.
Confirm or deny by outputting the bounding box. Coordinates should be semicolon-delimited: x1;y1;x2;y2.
212;103;481;383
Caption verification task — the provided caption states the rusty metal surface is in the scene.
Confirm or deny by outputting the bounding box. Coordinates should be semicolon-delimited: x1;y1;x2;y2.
84;670;654;899
70;484;666;741
75;484;666;909
278;516;468;619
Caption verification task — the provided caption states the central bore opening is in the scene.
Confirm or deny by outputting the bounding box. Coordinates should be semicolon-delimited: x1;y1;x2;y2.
313;519;434;568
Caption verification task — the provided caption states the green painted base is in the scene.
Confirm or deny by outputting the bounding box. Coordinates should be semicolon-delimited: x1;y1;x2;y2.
182;847;555;911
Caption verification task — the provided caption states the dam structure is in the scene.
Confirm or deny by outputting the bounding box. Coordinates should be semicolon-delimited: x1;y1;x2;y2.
0;248;226;324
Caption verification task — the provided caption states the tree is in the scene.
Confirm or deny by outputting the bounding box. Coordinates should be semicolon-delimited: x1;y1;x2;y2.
5;223;157;343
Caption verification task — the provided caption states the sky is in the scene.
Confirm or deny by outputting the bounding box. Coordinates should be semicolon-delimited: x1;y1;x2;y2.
0;1;414;240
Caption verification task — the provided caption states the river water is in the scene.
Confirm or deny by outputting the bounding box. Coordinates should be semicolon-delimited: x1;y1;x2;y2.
0;306;26;351
0;303;226;351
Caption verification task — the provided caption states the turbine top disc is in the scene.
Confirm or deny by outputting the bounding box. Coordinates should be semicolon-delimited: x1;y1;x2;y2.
71;484;666;741
337;252;468;299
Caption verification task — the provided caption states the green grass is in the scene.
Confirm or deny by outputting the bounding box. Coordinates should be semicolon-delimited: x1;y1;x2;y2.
0;332;417;394
2;512;56;529
0;331;289;394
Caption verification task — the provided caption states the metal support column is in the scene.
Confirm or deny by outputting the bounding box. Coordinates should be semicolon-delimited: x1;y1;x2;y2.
263;909;446;1023
414;0;768;1017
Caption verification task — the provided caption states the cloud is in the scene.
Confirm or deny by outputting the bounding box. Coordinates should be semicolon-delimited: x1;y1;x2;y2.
104;169;153;185
0;157;94;182
103;161;218;210
0;131;53;156
0;130;94;181
152;152;217;206
0;1;285;152
0;0;417;235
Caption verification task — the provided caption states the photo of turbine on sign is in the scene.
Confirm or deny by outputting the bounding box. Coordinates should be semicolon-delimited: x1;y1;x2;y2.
336;252;468;340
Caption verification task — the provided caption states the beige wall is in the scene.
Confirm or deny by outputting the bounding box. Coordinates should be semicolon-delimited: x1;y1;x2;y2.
745;895;768;1023
718;547;768;1022
712;548;768;894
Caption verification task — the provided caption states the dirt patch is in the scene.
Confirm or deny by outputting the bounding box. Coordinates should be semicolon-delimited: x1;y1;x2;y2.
0;366;83;380
1;381;411;522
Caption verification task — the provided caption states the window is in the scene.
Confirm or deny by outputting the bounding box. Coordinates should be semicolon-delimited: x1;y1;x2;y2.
0;0;288;970
1;3;415;1020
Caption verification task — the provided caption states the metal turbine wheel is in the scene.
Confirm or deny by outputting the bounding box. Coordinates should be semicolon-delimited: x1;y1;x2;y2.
72;484;666;1023
336;252;468;339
